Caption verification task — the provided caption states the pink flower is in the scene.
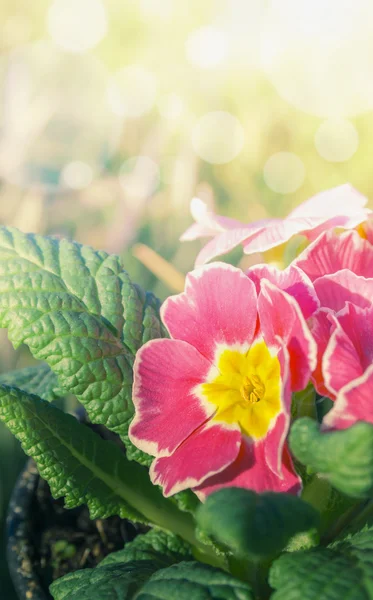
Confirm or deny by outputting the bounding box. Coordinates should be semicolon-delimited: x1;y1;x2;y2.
129;263;317;499
294;230;373;396
181;185;370;267
321;303;373;431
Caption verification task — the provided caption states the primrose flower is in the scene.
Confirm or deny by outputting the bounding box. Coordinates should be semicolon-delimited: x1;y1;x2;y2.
129;263;316;499
180;184;370;267
321;303;373;431
294;230;373;396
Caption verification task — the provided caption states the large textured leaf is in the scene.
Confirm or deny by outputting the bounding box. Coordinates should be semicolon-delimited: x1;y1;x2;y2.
100;529;193;567
290;418;373;498
0;384;198;540
0;226;166;464
50;561;157;600
196;488;319;561
136;561;254;600
269;526;373;599
0;363;61;401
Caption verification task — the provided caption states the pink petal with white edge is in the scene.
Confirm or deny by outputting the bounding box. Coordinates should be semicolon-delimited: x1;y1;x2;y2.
241;184;370;256
289;184;368;219
258;280;317;391
194;221;274;267
295;230;373;282
322;309;365;396
335;303;373;368
129;338;216;458
308;309;334;398
194;440;301;500
180;198;241;241
323;364;373;431
185;185;370;266
314;270;373;313
162;263;258;363
264;345;292;478
247;263;319;319
150;421;241;497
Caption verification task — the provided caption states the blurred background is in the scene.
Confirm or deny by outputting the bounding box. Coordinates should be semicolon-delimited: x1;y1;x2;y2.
1;0;373;595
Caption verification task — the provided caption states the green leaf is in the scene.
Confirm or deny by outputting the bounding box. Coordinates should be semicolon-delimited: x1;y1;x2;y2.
0;363;61;401
136;561;254;600
291;384;317;420
290;418;373;498
269;526;373;599
100;528;193;568
50;560;158;600
196;488;320;561
0;226;166;462
50;559;252;600
0;383;198;542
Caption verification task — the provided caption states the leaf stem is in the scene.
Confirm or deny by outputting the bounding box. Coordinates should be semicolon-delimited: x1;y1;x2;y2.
320;500;368;545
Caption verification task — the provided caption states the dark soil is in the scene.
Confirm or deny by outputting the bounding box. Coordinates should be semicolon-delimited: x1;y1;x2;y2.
33;477;145;591
9;416;148;599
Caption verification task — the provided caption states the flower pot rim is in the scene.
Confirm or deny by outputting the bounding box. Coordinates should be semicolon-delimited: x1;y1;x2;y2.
6;458;49;600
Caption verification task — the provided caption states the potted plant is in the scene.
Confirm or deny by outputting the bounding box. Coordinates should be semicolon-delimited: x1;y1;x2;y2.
2;182;373;599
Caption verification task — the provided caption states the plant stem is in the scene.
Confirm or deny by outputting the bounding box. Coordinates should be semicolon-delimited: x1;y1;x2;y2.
335;499;373;538
320;500;368;545
228;556;272;598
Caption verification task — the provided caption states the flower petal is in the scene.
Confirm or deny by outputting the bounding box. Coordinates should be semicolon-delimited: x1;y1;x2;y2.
289;183;368;216
194;222;273;267
247;263;319;319
258;280;317;391
242;184;369;255
308;309;334;398
314;270;373;313
295;230;373;282
264;345;292;478
162;263;258;363
194;439;301;500
180;198;241;241
322;308;365;396
129;338;216;458
150;421;241;497
323;364;373;431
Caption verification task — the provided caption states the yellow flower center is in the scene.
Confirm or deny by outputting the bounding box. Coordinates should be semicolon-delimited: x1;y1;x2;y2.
356;222;368;240
240;374;265;404
200;340;282;440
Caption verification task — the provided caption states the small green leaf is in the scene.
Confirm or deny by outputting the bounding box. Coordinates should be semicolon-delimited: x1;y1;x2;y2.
291;384;317;420
50;560;157;600
136;561;254;600
290;418;373;498
0;363;61;401
196;488;319;561
0;383;198;543
269;526;373;599
99;529;193;567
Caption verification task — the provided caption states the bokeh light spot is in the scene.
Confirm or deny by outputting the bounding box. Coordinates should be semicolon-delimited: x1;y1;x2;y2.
119;156;160;199
185;26;229;69
192;111;245;164
314;119;359;162
61;161;94;190
47;0;107;53
157;93;185;121
261;0;373;117
107;66;157;118
0;42;120;191
263;152;305;194
139;0;174;21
